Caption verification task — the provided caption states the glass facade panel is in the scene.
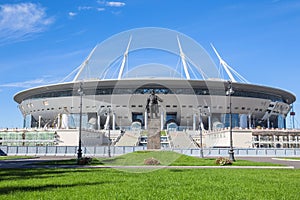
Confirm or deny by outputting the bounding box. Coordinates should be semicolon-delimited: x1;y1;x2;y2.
221;113;239;128
68;114;88;129
277;114;286;129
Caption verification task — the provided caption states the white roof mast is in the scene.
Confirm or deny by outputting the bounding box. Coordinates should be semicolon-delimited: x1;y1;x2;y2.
73;45;98;81
210;43;236;83
118;36;132;80
177;36;191;80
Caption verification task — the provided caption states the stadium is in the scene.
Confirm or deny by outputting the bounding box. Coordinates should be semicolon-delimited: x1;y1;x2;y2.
8;28;298;149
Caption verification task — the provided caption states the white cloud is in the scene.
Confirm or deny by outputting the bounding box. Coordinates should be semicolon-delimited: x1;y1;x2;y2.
72;6;105;16
106;1;126;7
78;6;93;11
68;12;77;17
97;8;106;12
70;1;125;17
97;1;106;5
0;3;54;45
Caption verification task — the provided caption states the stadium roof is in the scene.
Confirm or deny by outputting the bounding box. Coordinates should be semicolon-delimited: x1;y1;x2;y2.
71;27;221;81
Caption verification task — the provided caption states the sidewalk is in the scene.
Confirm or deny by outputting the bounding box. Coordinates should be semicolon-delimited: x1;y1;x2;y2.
236;156;300;169
0;156;298;169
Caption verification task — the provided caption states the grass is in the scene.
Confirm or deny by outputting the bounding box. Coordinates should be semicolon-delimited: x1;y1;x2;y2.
0;151;298;199
37;158;103;166
37;151;283;167
101;150;180;166
101;151;283;167
101;151;281;166
0;167;299;199
160;130;167;136
0;156;34;161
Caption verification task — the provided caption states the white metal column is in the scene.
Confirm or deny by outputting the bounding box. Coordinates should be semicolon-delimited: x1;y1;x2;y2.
57;114;61;129
193;113;196;131
208;115;212;131
38;116;42;129
112;112;116;130
161;111;164;130
144;111;148;130
97;115;101;130
248;114;252;129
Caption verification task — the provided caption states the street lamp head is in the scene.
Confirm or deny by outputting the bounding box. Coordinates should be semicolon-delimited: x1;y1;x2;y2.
77;88;83;95
77;82;84;95
226;80;234;96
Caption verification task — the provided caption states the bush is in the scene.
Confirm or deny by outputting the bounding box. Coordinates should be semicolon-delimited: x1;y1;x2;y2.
144;157;160;165
215;157;232;166
77;157;92;165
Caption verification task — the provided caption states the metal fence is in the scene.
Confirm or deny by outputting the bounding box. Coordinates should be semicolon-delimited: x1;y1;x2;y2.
1;146;300;157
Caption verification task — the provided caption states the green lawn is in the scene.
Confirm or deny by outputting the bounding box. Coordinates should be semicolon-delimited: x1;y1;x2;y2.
0;167;299;199
0;156;34;161
100;151;283;166
37;151;283;167
0;151;298;199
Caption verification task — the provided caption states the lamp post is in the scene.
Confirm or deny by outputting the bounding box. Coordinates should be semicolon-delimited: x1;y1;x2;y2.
77;82;83;159
199;110;204;158
226;80;235;162
107;108;111;158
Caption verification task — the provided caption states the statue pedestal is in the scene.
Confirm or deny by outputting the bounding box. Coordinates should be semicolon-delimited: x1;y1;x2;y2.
147;118;161;149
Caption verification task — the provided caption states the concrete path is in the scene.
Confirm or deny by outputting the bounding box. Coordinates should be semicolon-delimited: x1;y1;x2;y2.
0;156;73;169
236;157;300;169
0;156;299;169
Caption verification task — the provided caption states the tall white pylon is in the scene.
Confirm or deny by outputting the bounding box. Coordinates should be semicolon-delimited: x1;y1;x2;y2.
211;43;236;82
73;45;98;81
118;36;132;80
211;43;249;83
177;36;191;80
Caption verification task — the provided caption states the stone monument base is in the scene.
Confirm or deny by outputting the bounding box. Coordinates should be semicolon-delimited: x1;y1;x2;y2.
147;118;161;149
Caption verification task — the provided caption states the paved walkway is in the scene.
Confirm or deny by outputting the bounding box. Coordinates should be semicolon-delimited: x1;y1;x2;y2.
0;156;299;169
0;156;73;169
236;156;300;169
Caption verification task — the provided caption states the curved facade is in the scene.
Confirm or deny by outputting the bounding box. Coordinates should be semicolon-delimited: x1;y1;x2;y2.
14;79;295;131
14;28;296;132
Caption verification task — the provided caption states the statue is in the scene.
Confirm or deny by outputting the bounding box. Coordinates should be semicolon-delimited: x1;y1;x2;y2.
146;90;163;119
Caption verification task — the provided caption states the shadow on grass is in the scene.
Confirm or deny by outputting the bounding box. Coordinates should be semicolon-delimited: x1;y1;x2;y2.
0;181;119;195
0;168;102;182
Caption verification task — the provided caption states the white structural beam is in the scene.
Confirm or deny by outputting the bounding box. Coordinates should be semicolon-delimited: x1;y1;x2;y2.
118;36;132;80
57;114;61;129
225;64;249;83
104;113;110;130
177;36;191;80
210;44;236;83
97;115;101;130
161;111;164;130
112;112;116;130
193;113;196;131
38;116;42;129
144;110;148;130
74;45;98;81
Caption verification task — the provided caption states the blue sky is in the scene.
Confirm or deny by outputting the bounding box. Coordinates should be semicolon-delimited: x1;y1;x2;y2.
0;0;300;128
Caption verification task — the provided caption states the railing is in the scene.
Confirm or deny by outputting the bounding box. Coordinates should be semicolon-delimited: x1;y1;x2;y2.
1;146;300;157
172;148;300;157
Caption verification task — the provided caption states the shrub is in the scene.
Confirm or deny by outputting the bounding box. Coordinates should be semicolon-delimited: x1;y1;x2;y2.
77;157;92;165
215;157;232;166
144;157;161;165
